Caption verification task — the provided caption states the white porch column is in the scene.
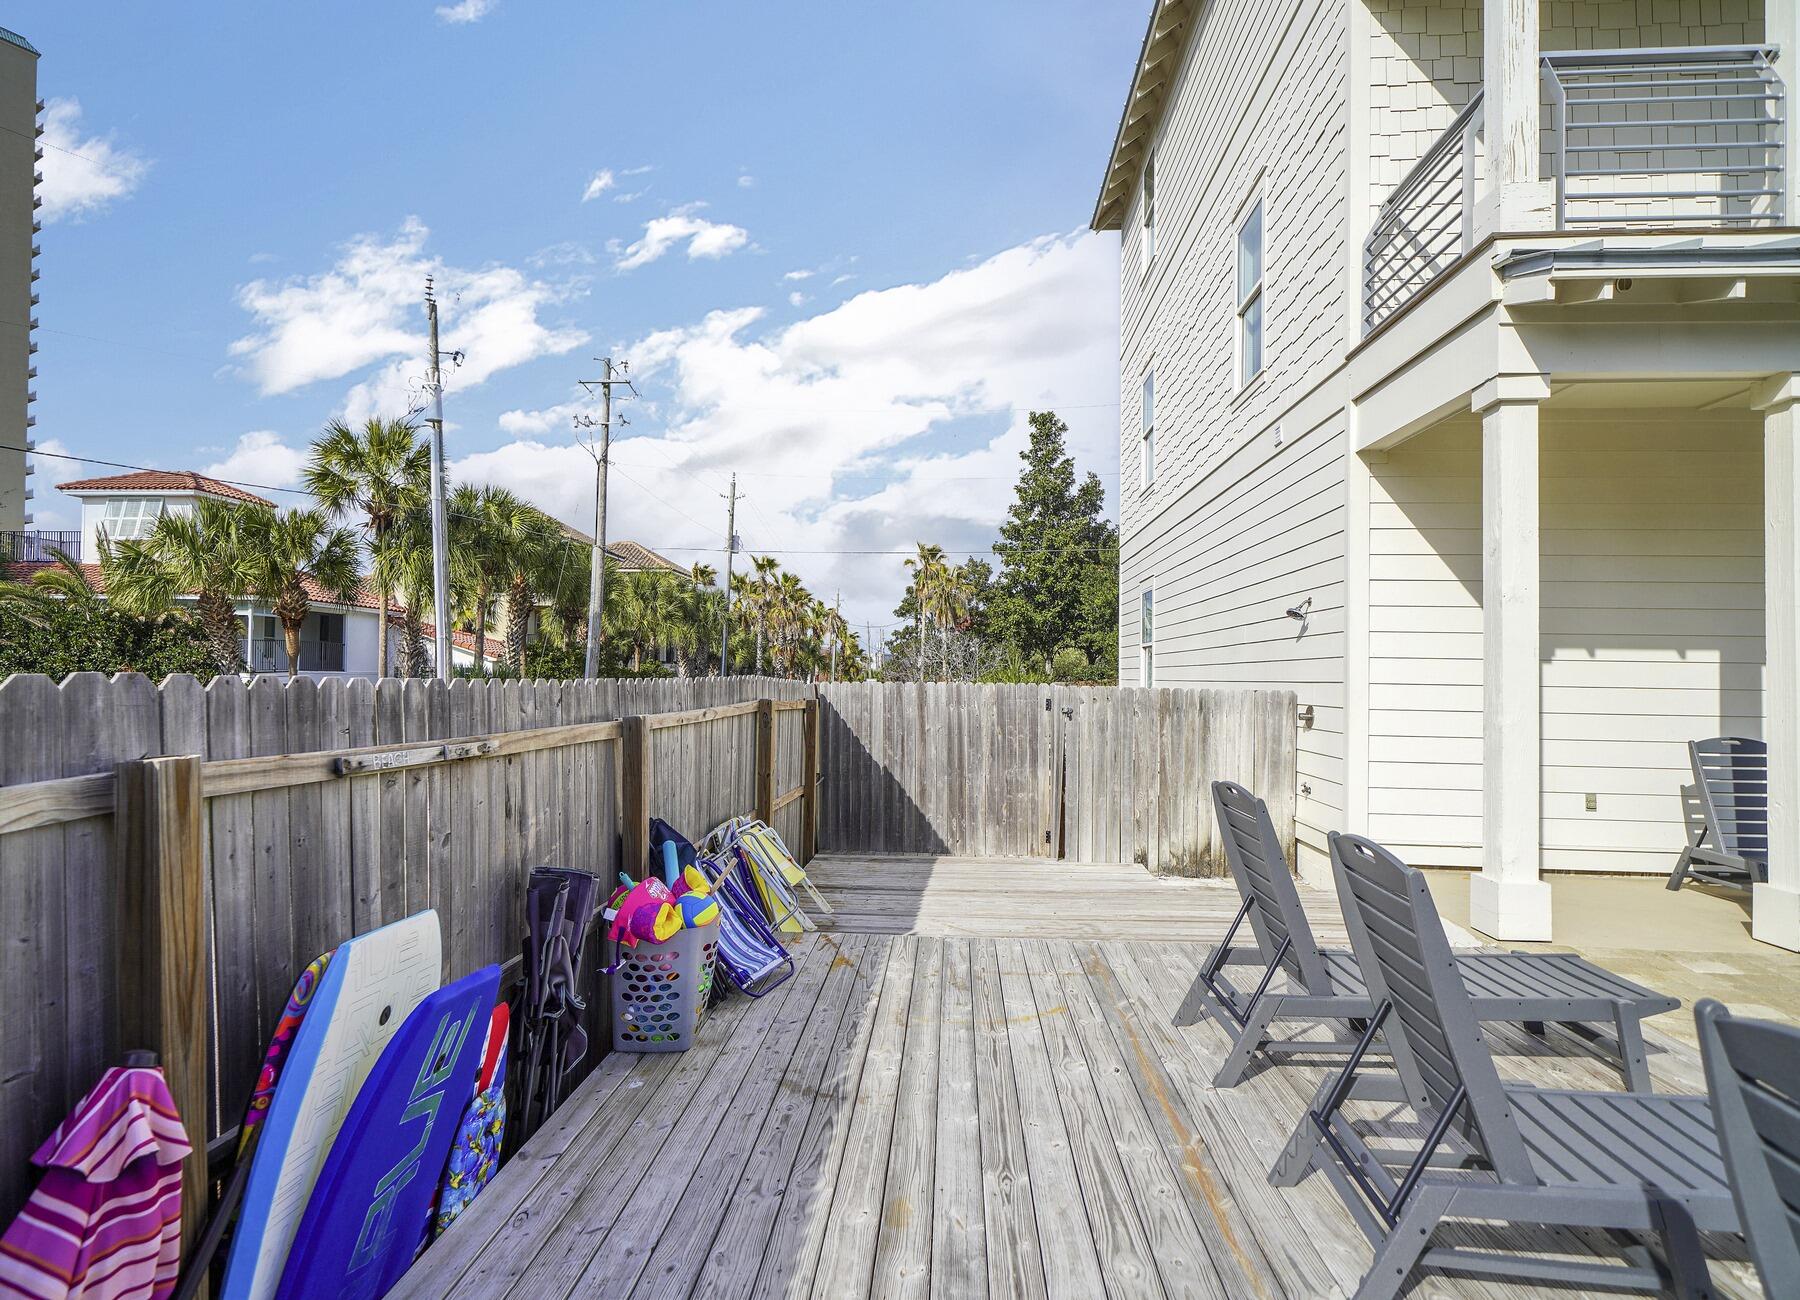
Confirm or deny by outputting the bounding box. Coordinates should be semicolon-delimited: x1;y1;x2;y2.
1471;377;1552;942
1480;0;1553;230
1757;374;1800;951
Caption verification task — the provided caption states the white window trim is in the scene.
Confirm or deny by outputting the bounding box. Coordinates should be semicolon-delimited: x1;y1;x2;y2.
1139;584;1154;686
1139;152;1155;279
1139;368;1155;490
1234;187;1265;391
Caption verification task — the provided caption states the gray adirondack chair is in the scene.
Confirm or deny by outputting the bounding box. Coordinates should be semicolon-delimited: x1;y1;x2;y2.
1182;781;1677;1090
1668;737;1768;894
1694;998;1800;1293
1270;831;1737;1300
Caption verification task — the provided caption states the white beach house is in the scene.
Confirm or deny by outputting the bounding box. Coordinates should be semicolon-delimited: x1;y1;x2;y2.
1095;0;1800;947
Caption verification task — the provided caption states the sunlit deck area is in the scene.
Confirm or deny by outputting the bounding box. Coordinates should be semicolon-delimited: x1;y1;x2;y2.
396;857;1766;1300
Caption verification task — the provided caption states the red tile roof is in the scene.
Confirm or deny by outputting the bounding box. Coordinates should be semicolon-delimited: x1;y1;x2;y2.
53;471;277;508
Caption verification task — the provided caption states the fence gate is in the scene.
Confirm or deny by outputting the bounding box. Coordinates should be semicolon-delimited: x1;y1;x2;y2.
817;682;1296;872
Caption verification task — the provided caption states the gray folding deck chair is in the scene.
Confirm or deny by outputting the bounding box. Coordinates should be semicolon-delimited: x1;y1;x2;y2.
1695;998;1800;1294
1270;831;1739;1300
1668;736;1768;895
1182;781;1678;1090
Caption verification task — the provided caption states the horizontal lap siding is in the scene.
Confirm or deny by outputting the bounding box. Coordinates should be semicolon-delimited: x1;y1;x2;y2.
1368;415;1765;872
1117;0;1349;880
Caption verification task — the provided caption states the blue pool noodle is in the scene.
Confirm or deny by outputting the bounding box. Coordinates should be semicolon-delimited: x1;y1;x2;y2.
662;838;680;886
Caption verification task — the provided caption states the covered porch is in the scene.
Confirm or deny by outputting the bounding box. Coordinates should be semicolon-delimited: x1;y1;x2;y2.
1350;369;1800;950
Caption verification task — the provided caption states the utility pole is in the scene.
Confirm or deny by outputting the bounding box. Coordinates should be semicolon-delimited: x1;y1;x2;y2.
576;358;631;678
829;590;841;681
424;279;452;681
719;473;740;676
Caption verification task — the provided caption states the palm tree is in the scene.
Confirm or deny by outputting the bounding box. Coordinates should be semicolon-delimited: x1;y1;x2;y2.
768;571;810;676
100;498;258;674
819;601;850;680
494;506;562;676
447;483;523;671
923;562;972;682
304;416;429;677
0;550;94;629
749;554;780;673
242;507;361;679
609;569;683;671
690;562;717;588
904;543;949;684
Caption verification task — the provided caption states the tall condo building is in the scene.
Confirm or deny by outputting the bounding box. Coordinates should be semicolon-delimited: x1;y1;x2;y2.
0;26;38;533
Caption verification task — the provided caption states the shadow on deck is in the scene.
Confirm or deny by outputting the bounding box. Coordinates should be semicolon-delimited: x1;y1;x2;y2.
395;856;1763;1299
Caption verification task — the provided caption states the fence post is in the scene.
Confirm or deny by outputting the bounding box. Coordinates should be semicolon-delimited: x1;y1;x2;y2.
620;714;652;880
114;756;209;1266
754;699;776;825
799;697;821;863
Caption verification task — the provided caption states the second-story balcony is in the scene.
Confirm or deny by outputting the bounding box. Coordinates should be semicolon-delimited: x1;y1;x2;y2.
1363;45;1787;333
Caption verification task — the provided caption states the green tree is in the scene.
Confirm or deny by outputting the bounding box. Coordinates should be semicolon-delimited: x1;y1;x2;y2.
242;506;362;679
748;555;780;673
903;543;949;684
99;498;259;675
609;569;685;671
988;410;1118;672
304;417;430;676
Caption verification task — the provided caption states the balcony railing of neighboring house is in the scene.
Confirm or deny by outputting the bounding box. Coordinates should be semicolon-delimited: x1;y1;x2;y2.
1362;45;1787;334
247;636;347;674
0;529;80;563
1363;93;1485;333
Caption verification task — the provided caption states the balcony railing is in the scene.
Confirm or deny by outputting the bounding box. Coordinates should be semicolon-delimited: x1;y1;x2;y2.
1363;94;1485;333
1362;44;1787;334
1;529;80;563
1546;45;1786;229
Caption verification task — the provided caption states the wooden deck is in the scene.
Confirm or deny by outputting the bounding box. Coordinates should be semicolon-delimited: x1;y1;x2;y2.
396;857;1763;1299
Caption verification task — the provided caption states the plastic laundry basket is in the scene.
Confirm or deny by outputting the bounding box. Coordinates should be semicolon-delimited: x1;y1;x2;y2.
611;919;719;1051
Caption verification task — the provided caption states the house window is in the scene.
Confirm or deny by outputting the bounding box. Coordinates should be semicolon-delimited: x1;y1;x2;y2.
301;612;346;673
97;497;162;541
1140;154;1156;275
1140;587;1154;687
1140;370;1155;488
251;615;280;672
1236;195;1264;387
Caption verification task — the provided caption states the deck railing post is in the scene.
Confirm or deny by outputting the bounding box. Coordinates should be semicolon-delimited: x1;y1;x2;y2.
620;714;652;879
754;698;777;825
800;696;821;863
114;756;209;1273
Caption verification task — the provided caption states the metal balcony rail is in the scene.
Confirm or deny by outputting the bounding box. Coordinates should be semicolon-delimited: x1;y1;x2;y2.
1544;45;1786;229
1362;93;1484;333
0;529;80;563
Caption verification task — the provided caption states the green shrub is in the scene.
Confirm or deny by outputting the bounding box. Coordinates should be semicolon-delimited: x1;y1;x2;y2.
0;601;215;680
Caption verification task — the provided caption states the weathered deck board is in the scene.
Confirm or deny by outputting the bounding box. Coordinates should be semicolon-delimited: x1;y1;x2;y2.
397;859;1765;1300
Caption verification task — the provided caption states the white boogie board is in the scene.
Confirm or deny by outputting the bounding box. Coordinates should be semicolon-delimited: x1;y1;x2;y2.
221;910;442;1300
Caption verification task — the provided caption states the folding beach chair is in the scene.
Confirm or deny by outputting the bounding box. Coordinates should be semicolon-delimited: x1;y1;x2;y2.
1695;998;1800;1293
1271;831;1738;1300
652;817;795;997
702;815;830;934
1668;736;1769;895
1185;781;1679;1090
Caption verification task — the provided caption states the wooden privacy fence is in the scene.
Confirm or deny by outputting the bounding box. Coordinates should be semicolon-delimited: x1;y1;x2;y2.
817;682;1298;872
0;672;816;1231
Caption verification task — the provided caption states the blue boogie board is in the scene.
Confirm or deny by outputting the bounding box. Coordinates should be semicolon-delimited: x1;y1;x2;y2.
223;910;442;1300
274;963;502;1300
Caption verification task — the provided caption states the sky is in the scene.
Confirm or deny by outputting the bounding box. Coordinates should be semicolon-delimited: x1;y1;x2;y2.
17;0;1133;636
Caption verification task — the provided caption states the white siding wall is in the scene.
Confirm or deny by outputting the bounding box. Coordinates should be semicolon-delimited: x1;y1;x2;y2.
1368;412;1764;873
1117;0;1350;876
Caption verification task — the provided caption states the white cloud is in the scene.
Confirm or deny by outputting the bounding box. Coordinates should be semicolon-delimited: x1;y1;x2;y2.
435;0;495;23
461;231;1118;628
782;269;814;282
201;431;309;495
615;206;750;271
738;174;756;188
787;291;807;307
612;189;648;204
36;99;150;224
228;217;588;408
580;169;615;202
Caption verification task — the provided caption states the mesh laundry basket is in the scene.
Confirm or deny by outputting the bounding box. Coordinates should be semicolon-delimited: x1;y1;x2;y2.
611;919;718;1051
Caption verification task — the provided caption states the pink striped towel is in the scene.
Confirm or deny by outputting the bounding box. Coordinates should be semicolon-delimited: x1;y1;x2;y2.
0;1067;192;1300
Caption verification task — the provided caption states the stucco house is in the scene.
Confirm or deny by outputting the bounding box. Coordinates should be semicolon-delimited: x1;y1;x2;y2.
39;470;505;676
1095;0;1800;948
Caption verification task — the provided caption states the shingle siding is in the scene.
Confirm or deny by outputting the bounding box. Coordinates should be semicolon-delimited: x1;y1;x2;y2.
1116;0;1350;875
